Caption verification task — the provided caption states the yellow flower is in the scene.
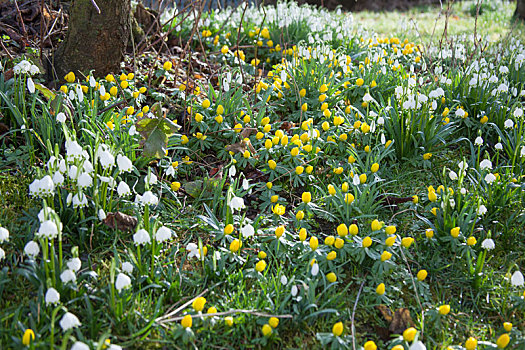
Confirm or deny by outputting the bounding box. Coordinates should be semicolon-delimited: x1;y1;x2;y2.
270;195;279;203
230;239;241;253
356;78;364;86
423;152;432;160
328;184;336;195
503;322;513;332
299;228;307;241
126;106;135;115
224;316;234;326
364;341;377;350
110;86;118;96
403;327;417;342
181;135;189;145
243;150;250;158
120;80;129;89
181;315;192;328
269;317;279;328
192;296;206;312
401;237;414;248
371;220;382;231
163;61;173;70
309;237;319;250
412;195;419;204
301;192;312;204
127;72;134;80
326;251;337;260
467;236;477;246
391;346;404;350
376;283;385;295
65;72;76;83
262;324;272;337
275;226;285;238
334;238;344;249
417;269;428;281
349;224;359;236
438;304;450;315
258;251;267;259
221;45;229;54
22;329;35;346
319;84;328;93
326;272;337;283
256;260;267;272
207;306;217;314
272;204;286;216
371;80;377;88
450;227;460;238
371;163;379;173
105;74;115;82
171;182;181;191
224;224;234;235
332;322;344;336
362;236;372;248
381;251;392;261
465;337;478;350
337;224;348;237
299;88;306;97
385;226;396;235
325;236;335;246
296;210;305;220
428;190;437;202
496;333;510;348
301;103;308;112
385;236;396;247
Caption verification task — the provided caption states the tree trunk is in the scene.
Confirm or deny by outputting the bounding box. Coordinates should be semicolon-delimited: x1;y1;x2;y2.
516;0;525;20
52;0;130;80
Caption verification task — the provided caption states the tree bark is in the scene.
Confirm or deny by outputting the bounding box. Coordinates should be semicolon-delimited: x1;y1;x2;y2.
52;0;130;80
515;0;525;20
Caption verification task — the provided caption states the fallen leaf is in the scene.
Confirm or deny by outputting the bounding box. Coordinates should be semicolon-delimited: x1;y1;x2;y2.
103;212;138;232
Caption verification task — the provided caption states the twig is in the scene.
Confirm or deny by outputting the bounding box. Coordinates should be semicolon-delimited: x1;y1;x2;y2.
13;0;28;44
0;38;14;60
155;288;210;323
351;274;367;350
157;308;293;325
236;1;249;89
90;0;100;14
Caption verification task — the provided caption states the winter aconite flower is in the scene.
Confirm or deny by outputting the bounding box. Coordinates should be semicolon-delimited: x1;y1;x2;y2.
22;329;35;346
181;315;192;328
438;304;450;315
403;327;417;342
332;322;344;336
376;283;385;295
262;324;272;337
496;333;510;348
364;341;377;350
192;297;206;312
465;337;478;350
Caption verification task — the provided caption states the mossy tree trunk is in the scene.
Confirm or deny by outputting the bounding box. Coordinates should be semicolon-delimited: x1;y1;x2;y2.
516;0;525;20
53;0;130;80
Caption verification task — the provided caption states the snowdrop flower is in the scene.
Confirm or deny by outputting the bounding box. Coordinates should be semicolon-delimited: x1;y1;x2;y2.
363;93;374;103
29;64;40;75
89;75;96;87
514;108;523;118
280;275;288;285
311;263;319;276
117;154;132;173
477;205;487;216
133;229;151;245
68;165;80;180
409;341;426;350
0;247;4;260
479;159;492;170
72;193;88;208
76;84;84;101
495;143;503;150
78;173;92;189
141;191;158;206
229;196;245;211
186;242;201;259
353;174;360;186
27;77;35;94
65;140;84;161
67;257;82;272
155;226;172;243
449;171;458;181
455;108;465;118
144;172;157;186
241;224;255;238
504;119;514;129
122;262;133;274
60;269;76;283
129;125;137;136
24;241;40;258
474;136;483;146
511;271;524;286
37;220;58;239
228;165;237;178
98;209;106;221
60;312;81;331
98;150;115;170
242;178;250;191
0;227;9;243
117;181;131;197
45;288;60;305
115;273;132;292
481;238;495;250
53;171;65;186
71;342;89;350
377;116;384;125
458;161;469;172
485;173;496;184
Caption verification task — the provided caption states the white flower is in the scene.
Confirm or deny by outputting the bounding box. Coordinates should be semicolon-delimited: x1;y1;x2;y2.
141;191;158;206
83;160;93;174
479;159;492;170
53;171;65;185
409;341;426;350
363;93;374;102
514;108;523;117
98;150;115;170
60;312;81;331
98;209;106;221
280;275;288;285
72;193;88;208
495;143;503;150
449;171;458;181
474;136;483;146
56;112;66;123
460;187;467;195
484;173;496;184
511;271;524;286
242;178;250;191
521;146;525;157
291;285;298;296
37;220;58;239
228;165;237;178
108;345;122;350
0;247;4;260
0;227;9;243
78;173;92;189
71;342;90;350
115;273;132;292
504;119;514;129
89;75;96;87
311;263;319;276
241;224;255;238
67;257;82;272
186;242;201;259
117;154;133;173
145;172;157;186
29;64;40;75
353;174;360;186
133;229;151;245
24;241;40;258
68;165;80;180
481;238;495;250
229;196;245;211
60;269;76;283
27;77;35;93
122;262;133;274
458;161;469;172
477;205;487;216
65;140;84;161
117;181;131;197
129;125;137;136
45;288;60;305
155;226;172;243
